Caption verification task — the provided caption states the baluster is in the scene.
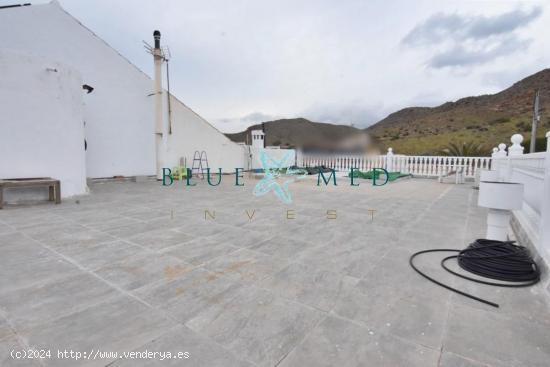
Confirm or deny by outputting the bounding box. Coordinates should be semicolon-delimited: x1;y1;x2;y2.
426;157;430;176
422;157;430;176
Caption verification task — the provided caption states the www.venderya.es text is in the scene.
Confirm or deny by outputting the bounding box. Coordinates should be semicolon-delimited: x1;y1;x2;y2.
11;349;190;361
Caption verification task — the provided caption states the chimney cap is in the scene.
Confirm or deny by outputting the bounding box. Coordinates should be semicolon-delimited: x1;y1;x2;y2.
153;30;161;48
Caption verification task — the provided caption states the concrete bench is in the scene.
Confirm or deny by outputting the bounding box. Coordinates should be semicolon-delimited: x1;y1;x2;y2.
0;178;61;209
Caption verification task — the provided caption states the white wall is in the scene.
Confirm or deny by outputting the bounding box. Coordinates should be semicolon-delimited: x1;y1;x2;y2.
0;50;87;198
0;2;249;178
0;2;156;178
165;96;247;172
250;147;296;170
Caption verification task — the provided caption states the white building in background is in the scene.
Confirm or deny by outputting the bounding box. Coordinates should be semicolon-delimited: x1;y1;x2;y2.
246;129;297;170
0;1;253;198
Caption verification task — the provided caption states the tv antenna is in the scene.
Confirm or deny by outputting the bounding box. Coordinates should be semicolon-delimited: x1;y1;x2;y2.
143;41;171;61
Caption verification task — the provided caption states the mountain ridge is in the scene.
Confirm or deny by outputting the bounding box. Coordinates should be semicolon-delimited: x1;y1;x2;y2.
366;68;550;154
226;68;550;154
225;117;367;150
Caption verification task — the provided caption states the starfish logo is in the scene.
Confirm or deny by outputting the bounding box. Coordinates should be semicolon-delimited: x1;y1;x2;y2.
253;150;307;204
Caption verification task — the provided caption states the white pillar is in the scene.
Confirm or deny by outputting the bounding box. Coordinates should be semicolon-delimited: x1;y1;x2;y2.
539;132;550;259
508;134;524;156
153;30;165;180
486;209;513;241
496;143;507;157
494;143;507;181
386;147;394;172
478;181;523;241
491;147;498;158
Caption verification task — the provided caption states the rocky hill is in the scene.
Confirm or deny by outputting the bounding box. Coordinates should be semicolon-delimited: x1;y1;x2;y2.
225;118;371;151
366;69;550;154
227;69;550;155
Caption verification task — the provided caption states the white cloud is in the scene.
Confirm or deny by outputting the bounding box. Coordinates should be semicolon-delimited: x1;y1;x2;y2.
402;7;542;68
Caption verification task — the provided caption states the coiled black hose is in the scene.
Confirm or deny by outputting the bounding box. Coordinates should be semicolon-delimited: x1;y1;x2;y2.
409;239;540;308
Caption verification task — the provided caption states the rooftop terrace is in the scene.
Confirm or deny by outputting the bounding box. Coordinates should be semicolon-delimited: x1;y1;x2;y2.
1;178;549;367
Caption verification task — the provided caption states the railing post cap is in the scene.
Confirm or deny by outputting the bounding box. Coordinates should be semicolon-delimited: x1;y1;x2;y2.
511;134;523;144
498;143;507;150
492;147;498;152
546;131;550;138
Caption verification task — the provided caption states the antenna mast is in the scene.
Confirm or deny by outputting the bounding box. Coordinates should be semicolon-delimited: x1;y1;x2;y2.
530;89;540;153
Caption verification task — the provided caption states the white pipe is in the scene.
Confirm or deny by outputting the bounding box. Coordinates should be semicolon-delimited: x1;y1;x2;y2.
153;32;164;179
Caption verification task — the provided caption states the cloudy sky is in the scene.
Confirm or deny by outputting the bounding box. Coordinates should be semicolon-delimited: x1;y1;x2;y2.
7;0;549;132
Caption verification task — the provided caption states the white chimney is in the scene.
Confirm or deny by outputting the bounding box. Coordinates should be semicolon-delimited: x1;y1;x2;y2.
153;30;166;179
251;129;265;150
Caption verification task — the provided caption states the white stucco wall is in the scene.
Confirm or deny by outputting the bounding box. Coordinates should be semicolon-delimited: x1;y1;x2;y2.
165;96;247;172
0;2;155;178
0;2;248;178
0;50;87;198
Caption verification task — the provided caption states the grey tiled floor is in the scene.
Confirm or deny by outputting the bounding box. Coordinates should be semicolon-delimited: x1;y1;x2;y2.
0;177;549;367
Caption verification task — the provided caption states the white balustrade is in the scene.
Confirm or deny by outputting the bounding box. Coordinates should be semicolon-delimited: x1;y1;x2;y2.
299;152;492;179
